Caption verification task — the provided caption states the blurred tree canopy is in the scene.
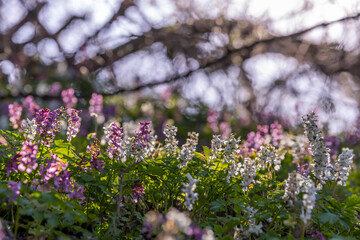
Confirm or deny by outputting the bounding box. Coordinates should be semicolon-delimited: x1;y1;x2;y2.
1;0;360;131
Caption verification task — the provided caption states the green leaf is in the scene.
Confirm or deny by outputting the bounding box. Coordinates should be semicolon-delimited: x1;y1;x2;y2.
315;212;340;225
210;199;227;211
147;165;165;176
345;194;360;209
203;146;211;160
194;152;206;160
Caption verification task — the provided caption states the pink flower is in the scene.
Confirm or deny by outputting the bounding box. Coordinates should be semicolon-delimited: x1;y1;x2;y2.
104;123;124;161
35;108;60;147
87;139;103;171
89;93;103;116
8;102;23;129
18;141;38;174
61;88;78;108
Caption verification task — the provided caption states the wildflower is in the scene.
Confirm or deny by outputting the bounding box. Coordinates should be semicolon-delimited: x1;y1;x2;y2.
131;183;145;203
87;139;103;171
66;108;81;142
61;88;77;108
302;112;333;187
21;96;39;118
334;148;353;186
7;181;21;201
165;208;192;233
300;178;317;224
209;135;222;164
35;108;60;147
132;121;155;162
312;231;326;240
240;157;257;192
235;207;263;238
104;122;124;162
182;173;199;211
222;134;241;163
89;93;103;116
270;121;283;146
257;144;281;171
39;152;68;184
18;141;38;174
8;102;23;129
297;163;310;177
5;153;21;177
21;118;37;141
163;124;178;157
177;132;199;168
282;170;304;206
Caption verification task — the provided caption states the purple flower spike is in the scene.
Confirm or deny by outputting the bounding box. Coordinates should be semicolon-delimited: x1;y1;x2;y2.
104;123;124;161
35;108;60;147
135;121;152;147
131;183;145;203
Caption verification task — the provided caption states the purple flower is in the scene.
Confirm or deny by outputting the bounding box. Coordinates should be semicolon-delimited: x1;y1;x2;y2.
131;183;145;203
8;102;23;129
21;96;39;118
54;169;73;193
5;153;21;177
67;108;81;142
18;141;38;174
89;93;103;116
61;88;77;109
7;181;21;201
35;108;59;147
104;123;124;161
87;139;103;171
297;163;310;177
134;121;152;148
67;186;84;199
312;231;326;240
39;152;68;184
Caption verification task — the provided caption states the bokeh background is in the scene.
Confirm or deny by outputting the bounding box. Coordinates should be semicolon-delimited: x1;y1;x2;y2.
2;0;360;144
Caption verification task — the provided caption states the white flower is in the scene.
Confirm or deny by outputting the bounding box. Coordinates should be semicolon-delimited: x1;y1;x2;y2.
177;132;199;168
182;173;199;211
300;178;317;224
302;112;333;186
257;144;281;171
164;125;178;157
334;148;354;186
240;158;257;192
21;118;37;141
165;208;191;233
282;170;304;206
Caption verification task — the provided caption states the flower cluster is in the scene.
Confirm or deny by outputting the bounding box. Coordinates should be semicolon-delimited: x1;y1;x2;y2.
104;122;124;162
257;144;281;171
21;118;37;142
300;178;317;224
270;121;283;146
18;141;38;174
142;208;215;240
21;96;39;118
163;124;178;157
302;112;332;187
8;102;23;129
5;154;21;177
38;152;68;184
182;173;199;211
282;171;303;206
35;108;60;147
234;207;263;239
61;88;78;109
240;157;257;192
177;132;199;168
89;93;103;117
131;182;145;203
333;148;353;186
66;108;81;142
87;139;103;171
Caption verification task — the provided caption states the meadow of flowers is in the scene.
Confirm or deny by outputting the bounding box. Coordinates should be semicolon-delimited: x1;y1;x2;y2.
0;90;359;239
